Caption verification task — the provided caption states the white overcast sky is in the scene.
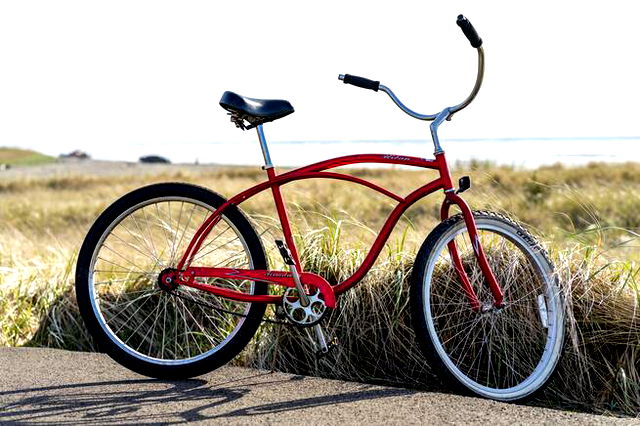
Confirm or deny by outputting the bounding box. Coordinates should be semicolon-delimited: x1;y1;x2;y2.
1;1;639;162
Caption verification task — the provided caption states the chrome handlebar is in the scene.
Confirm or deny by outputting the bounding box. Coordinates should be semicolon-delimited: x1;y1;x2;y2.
378;84;438;121
339;46;485;122
381;46;484;121
339;15;485;154
449;46;485;116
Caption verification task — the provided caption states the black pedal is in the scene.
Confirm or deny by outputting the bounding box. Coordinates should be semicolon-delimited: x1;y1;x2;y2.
315;337;339;359
456;176;471;194
275;240;295;266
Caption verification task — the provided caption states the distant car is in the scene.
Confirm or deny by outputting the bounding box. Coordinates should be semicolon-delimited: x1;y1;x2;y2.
60;150;90;160
139;155;171;164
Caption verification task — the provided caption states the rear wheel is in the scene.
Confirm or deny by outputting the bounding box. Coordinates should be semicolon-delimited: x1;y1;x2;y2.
411;211;564;401
76;183;267;379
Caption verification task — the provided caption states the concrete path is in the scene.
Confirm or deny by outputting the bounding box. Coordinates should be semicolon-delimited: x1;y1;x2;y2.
0;348;635;425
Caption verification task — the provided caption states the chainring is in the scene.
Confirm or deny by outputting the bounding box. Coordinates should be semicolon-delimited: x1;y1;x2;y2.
281;287;327;327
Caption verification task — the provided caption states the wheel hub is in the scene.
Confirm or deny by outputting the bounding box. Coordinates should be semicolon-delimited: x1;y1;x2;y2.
158;268;179;292
480;301;506;315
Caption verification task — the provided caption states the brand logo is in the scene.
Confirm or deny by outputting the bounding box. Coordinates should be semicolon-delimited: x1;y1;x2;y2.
383;155;411;161
266;271;291;278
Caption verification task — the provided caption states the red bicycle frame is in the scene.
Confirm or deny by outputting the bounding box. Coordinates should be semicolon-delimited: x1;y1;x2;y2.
170;151;504;310
161;16;507;311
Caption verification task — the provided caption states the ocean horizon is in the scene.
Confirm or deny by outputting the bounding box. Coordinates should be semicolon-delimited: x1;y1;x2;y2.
34;136;640;169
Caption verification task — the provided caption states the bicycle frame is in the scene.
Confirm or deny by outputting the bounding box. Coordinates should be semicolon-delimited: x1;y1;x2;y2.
166;39;505;310
169;150;504;310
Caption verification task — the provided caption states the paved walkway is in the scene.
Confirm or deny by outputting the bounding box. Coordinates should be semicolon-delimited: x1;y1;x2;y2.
0;348;635;425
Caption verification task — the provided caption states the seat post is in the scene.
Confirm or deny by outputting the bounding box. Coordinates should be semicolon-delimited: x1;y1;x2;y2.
256;124;273;169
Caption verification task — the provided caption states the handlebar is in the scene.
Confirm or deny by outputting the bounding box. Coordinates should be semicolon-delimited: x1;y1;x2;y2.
339;74;380;92
338;14;485;121
456;15;482;48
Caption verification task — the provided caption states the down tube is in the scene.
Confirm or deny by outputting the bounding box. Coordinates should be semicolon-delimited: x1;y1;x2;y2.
332;178;445;295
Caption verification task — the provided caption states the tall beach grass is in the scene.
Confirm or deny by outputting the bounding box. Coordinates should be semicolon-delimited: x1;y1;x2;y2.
0;161;639;415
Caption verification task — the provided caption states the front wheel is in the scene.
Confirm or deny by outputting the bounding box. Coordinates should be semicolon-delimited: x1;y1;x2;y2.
410;211;564;402
76;183;268;379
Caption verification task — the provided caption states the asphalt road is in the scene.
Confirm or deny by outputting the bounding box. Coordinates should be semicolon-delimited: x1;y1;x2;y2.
0;348;635;425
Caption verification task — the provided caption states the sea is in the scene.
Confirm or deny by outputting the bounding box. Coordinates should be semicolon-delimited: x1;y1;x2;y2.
79;137;640;169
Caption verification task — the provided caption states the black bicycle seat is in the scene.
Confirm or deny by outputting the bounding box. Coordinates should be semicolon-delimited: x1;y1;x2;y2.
220;91;294;129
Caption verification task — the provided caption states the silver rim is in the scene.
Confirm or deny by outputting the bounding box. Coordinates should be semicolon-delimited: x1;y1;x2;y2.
422;217;564;400
88;196;256;366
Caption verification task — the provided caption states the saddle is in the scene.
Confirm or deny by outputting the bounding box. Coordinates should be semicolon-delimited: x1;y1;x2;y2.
219;91;294;130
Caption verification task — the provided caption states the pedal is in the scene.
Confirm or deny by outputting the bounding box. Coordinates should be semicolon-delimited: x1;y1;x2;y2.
275;240;295;266
313;324;339;359
315;336;339;359
275;239;310;307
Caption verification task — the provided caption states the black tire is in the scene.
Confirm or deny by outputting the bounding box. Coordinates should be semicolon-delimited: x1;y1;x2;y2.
410;211;564;402
76;182;267;379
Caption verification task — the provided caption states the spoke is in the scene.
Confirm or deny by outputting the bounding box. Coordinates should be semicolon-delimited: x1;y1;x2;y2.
167;201;176;263
140;207;163;267
178;288;244;334
117;220;162;266
168;201;183;265
189;224;234;264
438;316;483;346
174;202;200;265
180;296;218;348
99;244;147;274
161;294;169;359
135;295;165;355
130;212;161;263
108;291;157;333
99;289;158;303
442;316;484;356
175;296;199;358
93;269;157;275
124;301;162;346
93;278;151;286
155;202;174;261
107;230;163;270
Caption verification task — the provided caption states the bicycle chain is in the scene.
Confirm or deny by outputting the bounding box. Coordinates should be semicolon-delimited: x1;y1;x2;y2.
170;290;291;326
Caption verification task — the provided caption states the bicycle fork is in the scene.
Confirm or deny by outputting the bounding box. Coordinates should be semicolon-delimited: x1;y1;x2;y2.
441;192;505;311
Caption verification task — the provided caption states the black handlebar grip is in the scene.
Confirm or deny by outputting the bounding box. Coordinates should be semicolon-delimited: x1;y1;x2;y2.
342;74;380;92
456;14;483;48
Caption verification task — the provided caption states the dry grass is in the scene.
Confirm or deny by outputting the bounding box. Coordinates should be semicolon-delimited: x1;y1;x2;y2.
0;160;639;415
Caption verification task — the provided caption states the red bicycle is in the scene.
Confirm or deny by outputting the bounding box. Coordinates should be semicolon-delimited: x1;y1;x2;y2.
76;16;565;402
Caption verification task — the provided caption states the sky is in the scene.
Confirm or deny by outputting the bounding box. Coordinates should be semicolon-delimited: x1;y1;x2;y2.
1;1;639;165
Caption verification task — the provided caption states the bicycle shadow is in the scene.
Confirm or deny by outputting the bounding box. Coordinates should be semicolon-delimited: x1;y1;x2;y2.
0;371;415;424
